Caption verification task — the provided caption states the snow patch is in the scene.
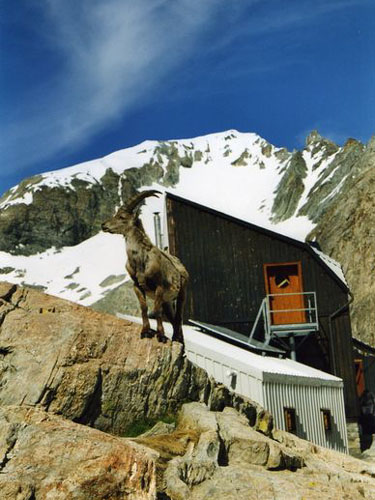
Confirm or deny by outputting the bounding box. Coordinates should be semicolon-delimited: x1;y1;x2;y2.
0;190;34;209
310;247;347;286
0;232;128;306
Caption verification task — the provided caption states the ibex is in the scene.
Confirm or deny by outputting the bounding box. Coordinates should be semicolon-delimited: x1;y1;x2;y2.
101;190;189;344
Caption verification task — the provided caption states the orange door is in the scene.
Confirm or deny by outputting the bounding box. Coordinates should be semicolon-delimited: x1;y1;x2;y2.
355;359;365;397
264;263;306;325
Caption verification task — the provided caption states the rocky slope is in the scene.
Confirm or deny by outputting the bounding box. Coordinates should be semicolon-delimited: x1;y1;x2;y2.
0;282;266;435
0;129;375;342
1;283;375;499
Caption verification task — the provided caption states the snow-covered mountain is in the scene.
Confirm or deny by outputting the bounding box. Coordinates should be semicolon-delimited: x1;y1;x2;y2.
0;129;342;244
1;129;374;342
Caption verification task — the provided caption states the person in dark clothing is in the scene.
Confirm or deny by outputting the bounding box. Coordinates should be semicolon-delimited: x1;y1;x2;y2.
360;389;375;435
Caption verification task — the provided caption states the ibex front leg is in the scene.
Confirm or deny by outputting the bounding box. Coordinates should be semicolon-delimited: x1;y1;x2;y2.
134;285;153;338
154;286;168;343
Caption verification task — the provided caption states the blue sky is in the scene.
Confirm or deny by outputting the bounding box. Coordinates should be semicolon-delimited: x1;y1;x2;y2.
1;0;374;196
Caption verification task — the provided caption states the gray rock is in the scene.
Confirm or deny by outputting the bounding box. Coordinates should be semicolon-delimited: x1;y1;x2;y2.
306;136;375;343
0;139;200;256
271;151;307;222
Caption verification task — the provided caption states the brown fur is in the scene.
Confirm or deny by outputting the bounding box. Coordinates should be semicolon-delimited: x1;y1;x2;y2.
102;190;189;344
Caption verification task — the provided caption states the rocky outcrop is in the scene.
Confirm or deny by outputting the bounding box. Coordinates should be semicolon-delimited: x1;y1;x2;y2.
271;151;307;222
0;169;133;255
0;405;158;499
298;137;364;222
0;282;265;436
162;403;304;500
137;402;375;500
0;142;200;256
307;136;375;343
1;402;375;500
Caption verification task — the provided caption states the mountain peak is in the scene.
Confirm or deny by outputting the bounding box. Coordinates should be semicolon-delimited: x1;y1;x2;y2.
305;130;323;146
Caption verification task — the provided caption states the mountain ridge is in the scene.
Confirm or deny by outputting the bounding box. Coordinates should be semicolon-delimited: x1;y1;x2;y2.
0;128;354;254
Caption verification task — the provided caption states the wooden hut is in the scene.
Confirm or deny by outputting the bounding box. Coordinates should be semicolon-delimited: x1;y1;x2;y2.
165;193;359;422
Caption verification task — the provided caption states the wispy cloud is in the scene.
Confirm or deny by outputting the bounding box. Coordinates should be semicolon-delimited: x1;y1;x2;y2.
207;0;369;53
1;0;226;172
1;0;369;176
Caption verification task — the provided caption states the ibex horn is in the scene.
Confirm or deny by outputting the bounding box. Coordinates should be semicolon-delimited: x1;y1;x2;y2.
124;190;162;212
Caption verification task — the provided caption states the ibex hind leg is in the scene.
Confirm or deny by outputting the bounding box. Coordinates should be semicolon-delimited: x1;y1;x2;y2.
172;287;186;345
161;296;183;343
141;330;154;339
133;285;154;339
162;301;175;324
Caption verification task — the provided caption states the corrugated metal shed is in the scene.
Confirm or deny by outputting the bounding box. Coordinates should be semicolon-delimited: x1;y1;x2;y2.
120;315;348;453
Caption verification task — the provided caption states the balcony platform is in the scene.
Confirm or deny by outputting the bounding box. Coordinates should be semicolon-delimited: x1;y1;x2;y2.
269;322;318;337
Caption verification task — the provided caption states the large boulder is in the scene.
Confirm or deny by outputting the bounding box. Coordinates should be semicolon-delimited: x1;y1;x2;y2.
0;405;157;499
162;403;305;499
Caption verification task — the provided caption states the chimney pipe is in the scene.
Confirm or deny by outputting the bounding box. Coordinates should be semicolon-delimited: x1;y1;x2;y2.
153;212;162;248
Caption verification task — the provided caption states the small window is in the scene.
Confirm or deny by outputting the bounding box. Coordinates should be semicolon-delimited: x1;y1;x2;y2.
284;407;297;433
275;272;291;289
321;409;332;431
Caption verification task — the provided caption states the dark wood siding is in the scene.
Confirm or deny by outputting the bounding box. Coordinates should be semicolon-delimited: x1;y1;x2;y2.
167;194;359;419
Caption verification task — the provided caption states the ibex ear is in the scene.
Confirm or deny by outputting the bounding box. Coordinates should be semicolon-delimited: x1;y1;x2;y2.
116;206;126;216
134;205;142;217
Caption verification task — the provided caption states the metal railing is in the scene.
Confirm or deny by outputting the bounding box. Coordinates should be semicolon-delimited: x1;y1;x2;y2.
248;292;318;346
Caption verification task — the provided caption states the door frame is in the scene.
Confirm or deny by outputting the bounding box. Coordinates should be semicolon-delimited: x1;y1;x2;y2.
263;261;305;325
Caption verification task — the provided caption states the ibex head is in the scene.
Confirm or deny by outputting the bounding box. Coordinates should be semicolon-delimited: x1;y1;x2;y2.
101;189;161;235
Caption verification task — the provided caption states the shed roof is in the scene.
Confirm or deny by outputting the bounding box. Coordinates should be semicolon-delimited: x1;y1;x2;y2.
166;192;348;292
